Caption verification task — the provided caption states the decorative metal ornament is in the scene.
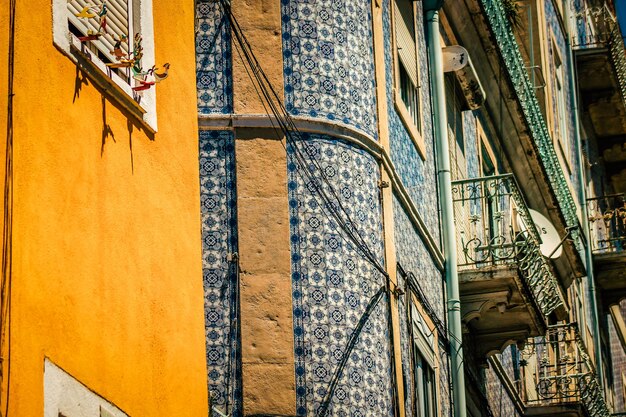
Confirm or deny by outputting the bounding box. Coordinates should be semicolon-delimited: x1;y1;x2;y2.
451;174;565;316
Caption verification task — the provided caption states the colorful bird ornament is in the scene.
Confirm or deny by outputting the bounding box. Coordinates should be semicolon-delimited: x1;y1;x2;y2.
74;6;96;19
153;63;170;83
97;2;108;34
110;34;128;60
75;1;108;42
106;32;136;68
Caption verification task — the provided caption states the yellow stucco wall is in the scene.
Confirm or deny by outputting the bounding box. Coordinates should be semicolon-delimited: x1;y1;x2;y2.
3;1;208;415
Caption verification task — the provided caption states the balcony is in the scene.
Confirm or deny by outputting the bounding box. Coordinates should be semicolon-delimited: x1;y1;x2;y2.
574;5;626;194
457;0;586;287
452;175;567;359
587;194;626;306
519;324;609;417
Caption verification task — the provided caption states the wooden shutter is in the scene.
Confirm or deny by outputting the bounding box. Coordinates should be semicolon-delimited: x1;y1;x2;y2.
394;0;418;86
67;0;132;61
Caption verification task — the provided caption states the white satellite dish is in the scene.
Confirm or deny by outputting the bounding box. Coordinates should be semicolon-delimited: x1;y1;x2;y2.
442;45;469;72
524;209;563;258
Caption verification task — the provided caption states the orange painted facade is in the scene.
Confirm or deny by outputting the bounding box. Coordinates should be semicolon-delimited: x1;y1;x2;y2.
0;1;208;415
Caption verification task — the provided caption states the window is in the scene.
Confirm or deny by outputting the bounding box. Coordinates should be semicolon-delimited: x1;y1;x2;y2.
393;0;425;158
410;304;438;417
68;0;135;68
52;0;157;131
414;350;437;417
446;75;466;180
551;40;570;170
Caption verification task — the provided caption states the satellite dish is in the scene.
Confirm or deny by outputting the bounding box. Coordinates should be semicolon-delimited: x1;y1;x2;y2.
521;209;563;258
442;45;469;72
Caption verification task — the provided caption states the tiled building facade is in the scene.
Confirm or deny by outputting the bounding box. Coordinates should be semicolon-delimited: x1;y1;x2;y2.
195;0;626;416
6;0;626;415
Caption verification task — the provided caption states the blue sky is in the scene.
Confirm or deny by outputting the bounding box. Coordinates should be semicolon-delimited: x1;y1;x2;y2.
618;0;626;34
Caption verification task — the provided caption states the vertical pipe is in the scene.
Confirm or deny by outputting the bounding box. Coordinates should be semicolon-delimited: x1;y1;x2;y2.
425;6;467;417
563;0;604;388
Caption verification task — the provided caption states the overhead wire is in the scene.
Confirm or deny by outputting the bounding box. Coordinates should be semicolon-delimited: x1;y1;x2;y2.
317;286;386;417
229;29;392;416
216;1;401;415
397;264;448;347
1;0;16;415
218;0;388;280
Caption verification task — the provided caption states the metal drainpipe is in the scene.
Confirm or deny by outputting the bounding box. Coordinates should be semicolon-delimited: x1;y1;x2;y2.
424;3;467;417
563;1;604;388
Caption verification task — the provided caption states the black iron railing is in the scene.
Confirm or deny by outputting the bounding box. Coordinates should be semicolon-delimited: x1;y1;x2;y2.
520;324;609;417
451;174;564;316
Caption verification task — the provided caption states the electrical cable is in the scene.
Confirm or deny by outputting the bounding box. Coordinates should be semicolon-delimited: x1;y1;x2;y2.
218;0;388;280
229;27;396;416
317;286;386;417
1;0;16;415
215;3;403;416
385;284;401;417
404;288;417;416
230;29;384;292
397;264;448;346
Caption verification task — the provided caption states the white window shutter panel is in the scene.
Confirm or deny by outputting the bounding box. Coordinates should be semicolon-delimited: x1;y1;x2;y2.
67;0;131;61
394;0;418;86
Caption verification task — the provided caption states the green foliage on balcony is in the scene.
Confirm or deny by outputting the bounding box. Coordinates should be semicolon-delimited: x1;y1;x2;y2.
478;0;579;230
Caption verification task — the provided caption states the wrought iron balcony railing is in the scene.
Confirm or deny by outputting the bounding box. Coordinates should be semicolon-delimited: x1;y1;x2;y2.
573;4;626;107
478;0;579;230
519;324;610;417
573;4;617;48
451;174;564;316
587;194;626;254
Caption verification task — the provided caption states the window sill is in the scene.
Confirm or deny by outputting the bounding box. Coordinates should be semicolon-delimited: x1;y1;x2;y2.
394;91;426;160
60;32;157;134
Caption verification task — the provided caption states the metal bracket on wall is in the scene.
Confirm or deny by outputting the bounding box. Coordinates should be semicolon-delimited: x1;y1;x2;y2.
525;65;547;89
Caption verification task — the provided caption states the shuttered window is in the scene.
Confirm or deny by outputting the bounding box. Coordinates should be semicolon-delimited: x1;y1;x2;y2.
67;0;134;63
394;0;417;86
393;0;421;133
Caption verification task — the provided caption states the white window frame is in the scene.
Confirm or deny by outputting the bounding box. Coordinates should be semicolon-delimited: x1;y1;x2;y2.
410;304;438;417
52;0;157;132
392;0;426;159
44;358;130;417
